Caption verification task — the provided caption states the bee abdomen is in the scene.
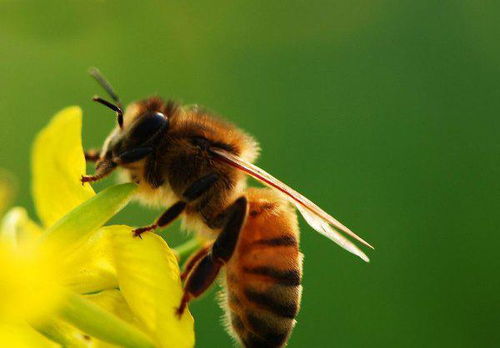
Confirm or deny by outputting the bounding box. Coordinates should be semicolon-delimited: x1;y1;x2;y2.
225;266;303;347
226;284;301;348
243;287;299;319
242;266;301;287
223;188;303;348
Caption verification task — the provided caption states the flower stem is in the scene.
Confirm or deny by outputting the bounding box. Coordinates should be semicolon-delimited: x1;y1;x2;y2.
58;291;156;348
32;317;89;348
38;183;137;254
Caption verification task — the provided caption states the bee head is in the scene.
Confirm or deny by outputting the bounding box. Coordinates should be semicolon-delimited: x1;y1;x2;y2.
97;101;169;166
84;68;175;184
88;68;171;167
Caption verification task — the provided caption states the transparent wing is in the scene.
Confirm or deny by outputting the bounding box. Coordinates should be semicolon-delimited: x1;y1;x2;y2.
211;148;373;262
296;205;369;262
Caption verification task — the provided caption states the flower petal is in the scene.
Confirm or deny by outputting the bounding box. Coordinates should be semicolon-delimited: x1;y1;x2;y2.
85;289;139;348
0;243;64;323
63;229;117;294
1;207;42;249
38;183;136;255
85;289;136;326
109;226;195;348
32;106;95;227
0;322;58;348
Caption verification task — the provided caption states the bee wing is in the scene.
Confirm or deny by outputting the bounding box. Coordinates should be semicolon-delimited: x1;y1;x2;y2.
296;205;369;262
211;148;373;262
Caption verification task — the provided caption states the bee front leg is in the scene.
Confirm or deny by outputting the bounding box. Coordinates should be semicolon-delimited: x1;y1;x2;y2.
176;196;247;317
81;159;117;184
84;149;101;162
133;173;219;237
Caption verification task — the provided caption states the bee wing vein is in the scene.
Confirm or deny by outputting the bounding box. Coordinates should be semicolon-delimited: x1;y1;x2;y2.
210;148;372;261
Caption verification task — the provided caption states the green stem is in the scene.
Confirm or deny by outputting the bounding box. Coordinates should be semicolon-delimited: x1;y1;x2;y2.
32;317;89;348
58;291;155;348
174;238;202;263
38;183;136;253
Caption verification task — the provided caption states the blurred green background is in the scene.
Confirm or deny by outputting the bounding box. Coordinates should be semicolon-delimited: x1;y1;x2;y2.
1;1;499;347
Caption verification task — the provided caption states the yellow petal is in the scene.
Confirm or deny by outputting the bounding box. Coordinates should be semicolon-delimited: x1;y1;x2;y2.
85;289;139;348
32;106;95;227
109;226;195;348
0;322;58;348
85;289;136;326
0;244;64;323
1;207;42;249
62;229;117;294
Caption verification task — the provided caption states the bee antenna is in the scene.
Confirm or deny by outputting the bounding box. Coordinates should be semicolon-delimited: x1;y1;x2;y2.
88;67;122;108
92;95;124;128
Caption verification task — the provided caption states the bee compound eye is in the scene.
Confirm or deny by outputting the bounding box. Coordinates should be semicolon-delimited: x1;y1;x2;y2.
130;112;168;141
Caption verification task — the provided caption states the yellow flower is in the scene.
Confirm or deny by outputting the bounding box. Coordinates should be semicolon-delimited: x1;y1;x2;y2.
0;107;195;348
0;170;16;217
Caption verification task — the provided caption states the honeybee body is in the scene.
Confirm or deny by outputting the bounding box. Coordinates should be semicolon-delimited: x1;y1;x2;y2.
116;98;259;236
222;188;303;348
85;69;371;348
100;98;302;347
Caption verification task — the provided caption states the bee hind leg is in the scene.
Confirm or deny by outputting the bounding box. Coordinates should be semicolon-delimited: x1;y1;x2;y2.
133;173;219;237
181;242;213;281
176;196;247;317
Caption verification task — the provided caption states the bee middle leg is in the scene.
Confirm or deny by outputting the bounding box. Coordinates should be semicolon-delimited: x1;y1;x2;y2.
133;173;219;237
176;196;247;317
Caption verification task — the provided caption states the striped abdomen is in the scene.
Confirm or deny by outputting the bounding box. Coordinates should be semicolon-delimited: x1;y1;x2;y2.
221;188;303;348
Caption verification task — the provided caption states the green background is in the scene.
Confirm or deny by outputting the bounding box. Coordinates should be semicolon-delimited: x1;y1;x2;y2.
1;1;498;347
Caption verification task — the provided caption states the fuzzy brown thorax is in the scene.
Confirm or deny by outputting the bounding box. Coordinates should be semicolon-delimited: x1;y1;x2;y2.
100;97;259;236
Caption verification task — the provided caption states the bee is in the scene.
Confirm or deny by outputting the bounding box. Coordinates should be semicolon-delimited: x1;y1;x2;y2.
83;68;373;348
